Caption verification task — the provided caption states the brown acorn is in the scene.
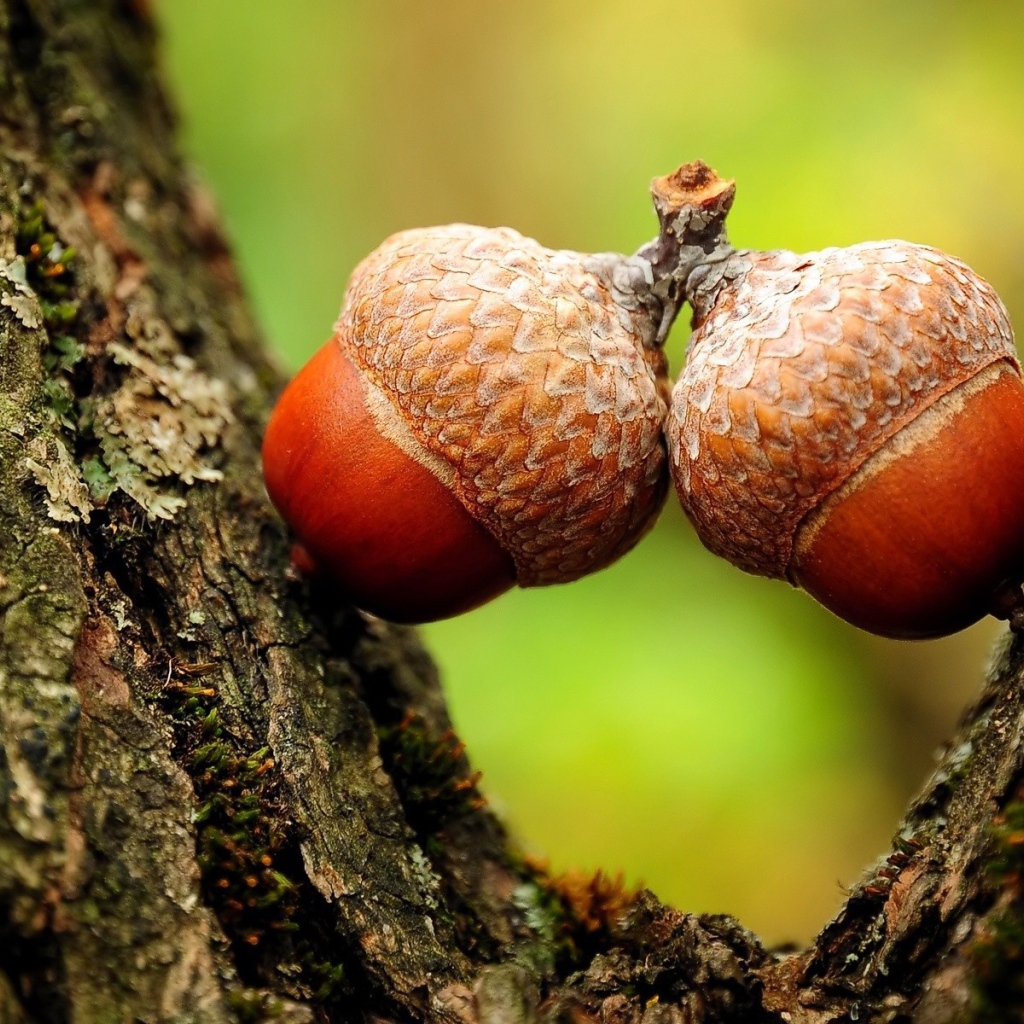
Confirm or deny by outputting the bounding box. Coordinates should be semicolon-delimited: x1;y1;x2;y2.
660;162;1024;639
262;224;670;623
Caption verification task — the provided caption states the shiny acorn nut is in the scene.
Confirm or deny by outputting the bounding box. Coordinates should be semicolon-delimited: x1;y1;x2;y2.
262;224;670;623
661;162;1024;639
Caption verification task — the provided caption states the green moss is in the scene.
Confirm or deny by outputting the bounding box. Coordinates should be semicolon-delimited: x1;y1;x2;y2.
161;672;351;1010
225;990;284;1022
17;202;79;309
14;200;84;436
969;792;1024;1019
509;860;641;976
162;678;297;947
299;955;347;1004
376;711;486;844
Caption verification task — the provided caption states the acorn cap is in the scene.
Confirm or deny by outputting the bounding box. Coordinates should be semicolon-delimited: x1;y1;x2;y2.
338;224;669;586
669;240;1019;584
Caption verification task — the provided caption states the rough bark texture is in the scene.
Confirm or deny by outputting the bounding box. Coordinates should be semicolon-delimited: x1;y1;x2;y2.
1;3;1023;1023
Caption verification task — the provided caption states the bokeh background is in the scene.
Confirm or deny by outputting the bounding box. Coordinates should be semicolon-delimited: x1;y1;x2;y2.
158;1;1023;944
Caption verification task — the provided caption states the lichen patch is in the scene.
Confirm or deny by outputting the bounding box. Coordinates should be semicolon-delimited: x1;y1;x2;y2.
25;435;93;523
85;342;233;520
0;256;44;329
1;292;42;329
12;195;234;524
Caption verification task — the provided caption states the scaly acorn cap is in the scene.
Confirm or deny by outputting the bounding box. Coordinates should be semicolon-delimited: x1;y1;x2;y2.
671;237;1018;577
335;223;670;587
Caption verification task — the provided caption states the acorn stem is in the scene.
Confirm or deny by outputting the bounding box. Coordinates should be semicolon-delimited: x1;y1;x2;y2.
650;161;736;240
635;160;738;344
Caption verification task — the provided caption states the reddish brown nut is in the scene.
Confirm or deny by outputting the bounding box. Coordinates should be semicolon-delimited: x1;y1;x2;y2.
661;162;1024;639
262;224;669;623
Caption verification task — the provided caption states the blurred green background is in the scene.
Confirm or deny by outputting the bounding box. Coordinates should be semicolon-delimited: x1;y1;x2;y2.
159;1;1022;944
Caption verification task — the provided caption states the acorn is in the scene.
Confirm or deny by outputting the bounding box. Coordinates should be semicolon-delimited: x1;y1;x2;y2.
660;161;1024;639
262;224;670;623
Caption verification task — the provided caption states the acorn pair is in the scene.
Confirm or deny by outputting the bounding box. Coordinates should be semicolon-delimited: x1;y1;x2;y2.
262;162;1024;639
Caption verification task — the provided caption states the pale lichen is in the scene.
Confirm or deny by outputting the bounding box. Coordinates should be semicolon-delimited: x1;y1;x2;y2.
10;195;234;524
25;324;233;523
86;341;233;520
1;292;42;329
24;435;93;523
0;256;44;329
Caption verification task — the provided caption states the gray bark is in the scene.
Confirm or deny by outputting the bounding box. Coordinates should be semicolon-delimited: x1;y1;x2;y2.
0;3;1022;1022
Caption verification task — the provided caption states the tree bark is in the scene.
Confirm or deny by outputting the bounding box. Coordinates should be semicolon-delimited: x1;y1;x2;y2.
1;3;1023;1022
